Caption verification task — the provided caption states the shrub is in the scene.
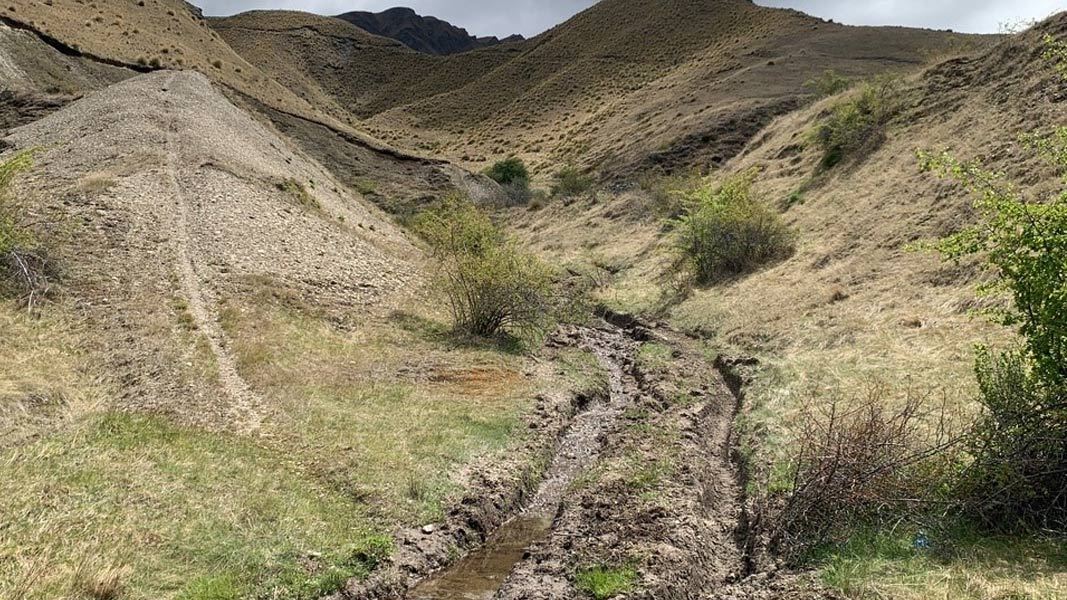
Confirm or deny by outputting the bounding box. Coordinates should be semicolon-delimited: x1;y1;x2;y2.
550;165;593;198
0;150;51;308
413;196;553;338
922;132;1067;530
484;157;529;186
811;75;901;170
776;387;961;556
495;181;533;207
275;178;317;209
963;348;1067;530
1044;33;1067;78
638;172;700;219
804;69;851;98
670;168;795;285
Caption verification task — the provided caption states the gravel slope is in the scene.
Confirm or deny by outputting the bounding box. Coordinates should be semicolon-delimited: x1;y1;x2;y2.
4;70;419;430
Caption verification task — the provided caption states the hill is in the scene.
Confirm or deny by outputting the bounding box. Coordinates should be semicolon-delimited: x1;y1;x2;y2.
0;0;486;212
337;7;523;55
216;0;985;177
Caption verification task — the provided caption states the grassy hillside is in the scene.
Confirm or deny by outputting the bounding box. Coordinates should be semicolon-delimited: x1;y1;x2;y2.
213;0;986;180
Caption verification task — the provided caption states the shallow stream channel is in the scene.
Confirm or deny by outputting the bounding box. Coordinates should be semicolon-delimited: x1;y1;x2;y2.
406;325;640;600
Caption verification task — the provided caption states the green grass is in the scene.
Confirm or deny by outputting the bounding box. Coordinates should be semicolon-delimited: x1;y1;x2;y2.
574;565;638;599
221;296;533;523
635;342;673;372
2;289;540;599
0;412;388;600
813;527;1067;600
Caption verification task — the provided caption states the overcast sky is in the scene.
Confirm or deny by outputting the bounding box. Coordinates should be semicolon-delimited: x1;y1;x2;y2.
194;1;1064;38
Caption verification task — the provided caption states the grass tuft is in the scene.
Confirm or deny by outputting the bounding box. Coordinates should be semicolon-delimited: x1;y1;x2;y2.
574;565;637;599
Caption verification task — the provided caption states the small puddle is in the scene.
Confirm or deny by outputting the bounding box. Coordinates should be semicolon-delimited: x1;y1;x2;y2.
405;326;635;600
406;516;552;600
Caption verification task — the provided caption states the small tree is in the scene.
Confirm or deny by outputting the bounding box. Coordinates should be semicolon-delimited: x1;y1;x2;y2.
484;157;530;186
413;196;553;338
671;168;795;285
921;129;1067;529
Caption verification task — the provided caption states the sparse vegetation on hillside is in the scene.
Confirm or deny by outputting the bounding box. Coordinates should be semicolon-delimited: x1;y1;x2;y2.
415;196;554;338
671;168;795;285
804;69;851;98
550;165;594;198
1044;33;1067;77
812;75;901;170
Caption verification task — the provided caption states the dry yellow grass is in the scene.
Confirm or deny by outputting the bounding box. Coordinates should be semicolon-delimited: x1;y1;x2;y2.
0;303;106;448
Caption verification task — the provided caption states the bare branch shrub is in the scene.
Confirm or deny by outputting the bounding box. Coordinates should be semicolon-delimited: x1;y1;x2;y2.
774;384;964;556
0;150;52;310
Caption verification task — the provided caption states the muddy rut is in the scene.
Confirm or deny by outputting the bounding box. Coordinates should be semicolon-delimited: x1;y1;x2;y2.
407;326;639;600
351;320;803;600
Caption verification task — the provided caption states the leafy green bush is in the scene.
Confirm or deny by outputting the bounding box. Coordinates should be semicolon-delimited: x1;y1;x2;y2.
413;196;553;338
671;168;796;285
812;75;901;170
0;151;33;256
964;348;1066;529
1044;33;1067;78
484;157;530;186
550;165;593;198
804;69;852;98
922;130;1067;530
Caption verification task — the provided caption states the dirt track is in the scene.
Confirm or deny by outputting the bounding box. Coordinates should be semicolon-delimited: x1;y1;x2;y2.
342;319;828;600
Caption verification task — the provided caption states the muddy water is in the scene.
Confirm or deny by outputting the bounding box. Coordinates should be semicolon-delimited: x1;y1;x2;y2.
406;327;636;600
406;516;552;600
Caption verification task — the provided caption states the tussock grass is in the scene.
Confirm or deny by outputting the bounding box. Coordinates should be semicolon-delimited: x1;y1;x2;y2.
0;304;104;448
574;565;637;599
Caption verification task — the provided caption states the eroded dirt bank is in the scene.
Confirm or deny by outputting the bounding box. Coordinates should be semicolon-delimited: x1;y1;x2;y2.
340;318;830;600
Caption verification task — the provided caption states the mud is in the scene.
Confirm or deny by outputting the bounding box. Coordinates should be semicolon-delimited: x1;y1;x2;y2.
341;319;829;600
406;326;638;600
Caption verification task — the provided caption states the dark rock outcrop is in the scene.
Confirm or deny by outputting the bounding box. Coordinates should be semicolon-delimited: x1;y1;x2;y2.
336;7;523;55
